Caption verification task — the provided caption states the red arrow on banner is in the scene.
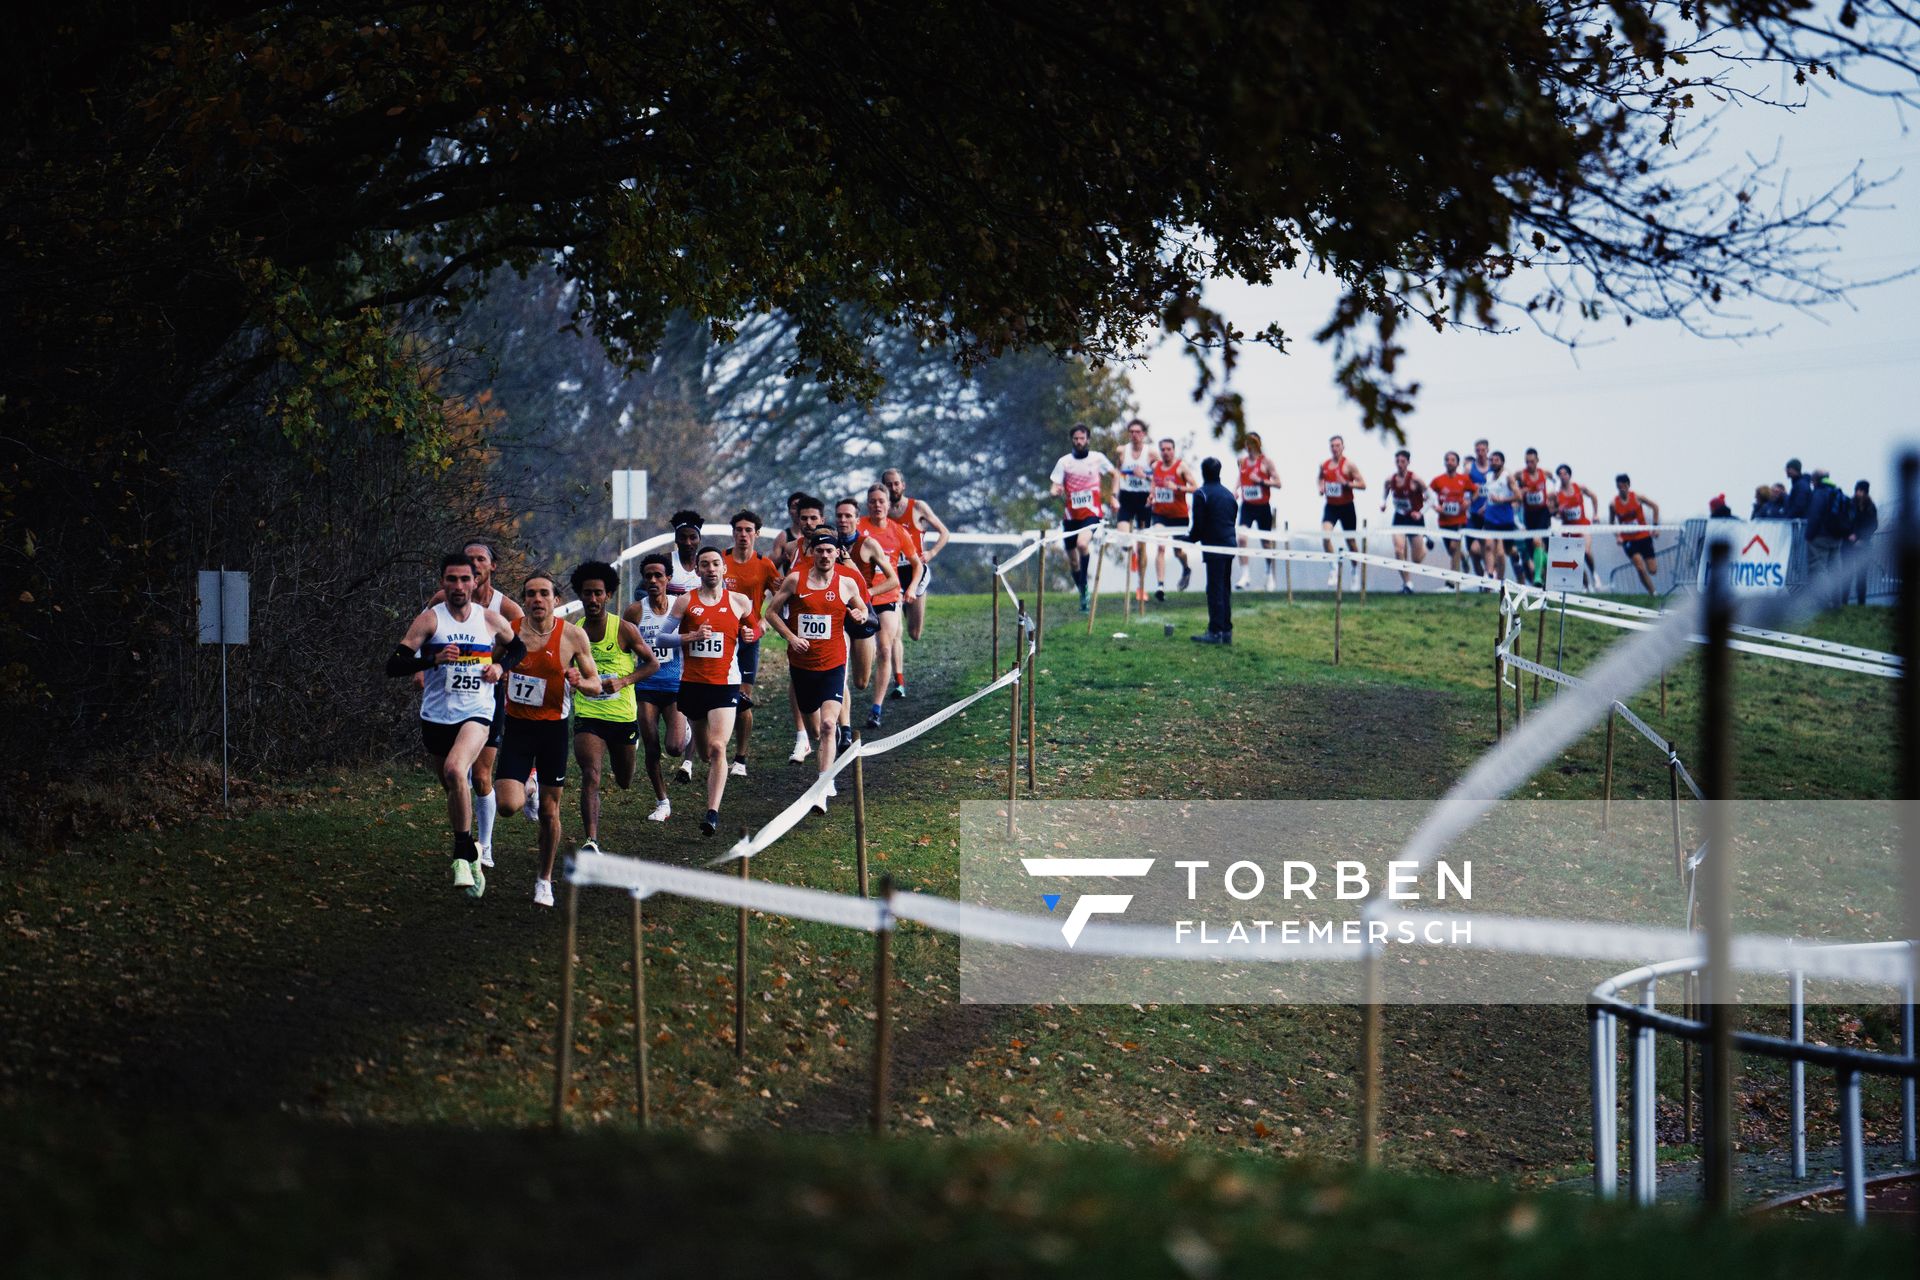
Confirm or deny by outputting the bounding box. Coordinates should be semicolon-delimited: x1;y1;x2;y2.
1742;534;1770;556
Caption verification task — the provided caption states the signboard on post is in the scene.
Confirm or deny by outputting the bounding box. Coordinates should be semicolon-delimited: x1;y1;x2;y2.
1697;520;1793;595
611;469;649;522
1544;535;1585;594
197;569;249;809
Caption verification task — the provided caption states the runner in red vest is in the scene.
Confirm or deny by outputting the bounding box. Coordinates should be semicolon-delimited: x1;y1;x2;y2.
857;484;923;731
883;467;949;651
1234;433;1281;590
1380;449;1428;593
722;510;780;779
492;572;601;907
765;531;871;811
1609;475;1662;595
666;546;753;835
1147;437;1196;600
1554;464;1598;588
835;497;900;732
1318;435;1365;588
1429;452;1475;580
1514;447;1554;587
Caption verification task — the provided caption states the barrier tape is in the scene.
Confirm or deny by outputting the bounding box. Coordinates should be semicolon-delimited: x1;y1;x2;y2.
1558;608;1898;677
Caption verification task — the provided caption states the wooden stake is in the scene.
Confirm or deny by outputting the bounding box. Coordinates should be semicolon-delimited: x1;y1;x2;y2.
853;736;869;898
871;875;895;1135
991;555;1000;673
1085;533;1106;635
1360;944;1382;1166
1035;538;1046;654
1025;639;1037;793
1532;601;1546;700
1007;633;1020;839
1514;614;1525;728
552;877;579;1129
1493;589;1506;740
1283;521;1293;603
1334;553;1344;665
631;890;650;1128
1359;522;1368;601
1601;707;1616;831
735;851;750;1058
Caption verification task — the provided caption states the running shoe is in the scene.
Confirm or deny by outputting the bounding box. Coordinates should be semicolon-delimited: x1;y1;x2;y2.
1400;584;1414;595
825;779;839;799
889;681;905;700
865;707;883;731
477;842;494;869
647;798;671;823
700;810;719;837
1327;567;1339;587
523;778;540;821
1235;573;1250;590
790;734;811;763
837;725;854;752
1178;564;1191;591
677;757;695;783
729;759;747;778
533;878;555;908
1078;585;1090;612
1153;588;1166;603
452;858;475;890
579;838;601;853
468;862;487;900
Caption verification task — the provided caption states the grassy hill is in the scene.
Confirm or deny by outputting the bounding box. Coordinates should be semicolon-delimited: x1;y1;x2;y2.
1;589;1908;1269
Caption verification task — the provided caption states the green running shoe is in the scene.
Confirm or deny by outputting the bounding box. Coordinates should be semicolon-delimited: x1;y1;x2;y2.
452;858;475;889
467;862;486;899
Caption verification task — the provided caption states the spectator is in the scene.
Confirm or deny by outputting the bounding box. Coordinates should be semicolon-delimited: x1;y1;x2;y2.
1182;457;1239;645
1849;480;1879;606
1782;459;1813;521
1804;470;1853;577
1749;485;1774;519
1708;493;1735;519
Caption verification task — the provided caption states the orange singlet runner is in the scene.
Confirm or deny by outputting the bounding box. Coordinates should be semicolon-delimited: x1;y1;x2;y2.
505;617;570;721
856;515;907;605
1557;485;1590;525
680;593;742;685
1150;457;1189;520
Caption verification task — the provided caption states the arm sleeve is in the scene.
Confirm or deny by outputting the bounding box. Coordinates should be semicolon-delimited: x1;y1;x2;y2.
495;636;528;671
386;646;437;677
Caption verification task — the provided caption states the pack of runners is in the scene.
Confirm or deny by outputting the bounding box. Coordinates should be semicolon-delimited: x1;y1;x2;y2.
389;478;946;907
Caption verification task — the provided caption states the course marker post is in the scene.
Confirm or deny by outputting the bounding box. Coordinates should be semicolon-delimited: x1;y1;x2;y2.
1008;621;1020;839
1700;539;1735;1215
1036;536;1047;653
1513;613;1525;728
871;875;895;1135
1283;522;1293;603
1334;548;1344;665
1360;521;1368;601
1086;532;1106;635
1026;636;1037;794
1360;941;1382;1167
854;734;870;898
1493;586;1507;739
1669;751;1683;886
1602;707;1616;831
553;873;580;1129
1532;601;1547;700
991;555;1000;672
735;848;750;1059
631;889;650;1128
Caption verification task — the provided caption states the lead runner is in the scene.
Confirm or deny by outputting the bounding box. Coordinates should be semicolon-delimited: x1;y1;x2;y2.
1047;423;1115;611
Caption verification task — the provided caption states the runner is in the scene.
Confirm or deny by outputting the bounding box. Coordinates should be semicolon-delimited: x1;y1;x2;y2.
622;553;688;823
1234;433;1281;590
1047;423;1117;611
857;485;923;730
422;540;523;868
883;466;950;669
665;509;705;595
784;495;831;763
1429;451;1475;579
1380;449;1428;593
833;498;897;732
1514;447;1553;587
1609;475;1663;595
769;491;811;576
1147;437;1196;601
722;510;780;778
832;527;878;755
1554;464;1599;588
666;546;753;835
1479;450;1520;582
1112;418;1155;606
1317;434;1365;587
387;553;522;899
1464;438;1494;572
492;572;601;907
569;560;659;851
764;531;871;812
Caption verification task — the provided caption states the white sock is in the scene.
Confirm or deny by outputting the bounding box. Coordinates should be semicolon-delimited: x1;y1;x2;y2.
475;788;496;848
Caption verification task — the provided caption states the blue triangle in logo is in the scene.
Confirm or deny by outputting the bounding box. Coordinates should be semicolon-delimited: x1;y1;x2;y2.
1042;894;1061;912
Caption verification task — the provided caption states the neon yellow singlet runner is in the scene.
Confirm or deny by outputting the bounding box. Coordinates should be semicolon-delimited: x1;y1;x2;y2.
575;614;638;723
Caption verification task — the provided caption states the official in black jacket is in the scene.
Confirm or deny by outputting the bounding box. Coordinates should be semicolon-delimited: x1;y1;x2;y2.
1182;458;1239;644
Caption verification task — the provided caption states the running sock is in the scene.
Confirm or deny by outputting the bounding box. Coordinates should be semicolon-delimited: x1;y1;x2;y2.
893;672;904;688
453;830;478;863
474;789;496;849
1072;563;1089;591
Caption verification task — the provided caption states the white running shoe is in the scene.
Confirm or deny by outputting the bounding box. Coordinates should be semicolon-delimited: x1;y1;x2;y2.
477;842;494;869
789;734;811;763
729;759;747;778
1235;572;1250;590
579;838;600;854
1327;567;1339;587
533;878;555;908
812;792;828;815
677;758;694;783
826;779;838;798
647;798;671;823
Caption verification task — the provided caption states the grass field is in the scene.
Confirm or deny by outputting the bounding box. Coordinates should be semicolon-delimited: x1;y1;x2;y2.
1;587;1910;1268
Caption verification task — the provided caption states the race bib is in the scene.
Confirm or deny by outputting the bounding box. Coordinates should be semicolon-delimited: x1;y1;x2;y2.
1151;486;1174;505
798;613;832;640
1325;481;1345;499
1440;500;1463;517
1393;497;1411;514
1121;472;1150;492
443;662;486;694
639;625;672;662
1241;485;1264;502
581;681;617;701
1525;488;1546;505
506;671;547;707
687;633;725;659
1068;488;1096;511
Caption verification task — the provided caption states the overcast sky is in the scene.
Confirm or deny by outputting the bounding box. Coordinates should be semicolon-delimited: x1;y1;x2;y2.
1125;70;1919;530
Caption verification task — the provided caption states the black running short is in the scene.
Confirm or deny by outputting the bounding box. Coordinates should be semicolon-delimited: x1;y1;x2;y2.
574;717;639;748
1392;514;1424;529
678;681;739;718
791;664;847;715
635;686;679;711
421;716;491;759
1063;514;1102;535
1322;502;1358;531
1238;504;1275;530
1151;512;1188;529
898;563;916;596
1523;506;1553;532
485;681;508;748
1621;535;1656;560
498;716;570;789
1117;492;1152;525
735;635;761;684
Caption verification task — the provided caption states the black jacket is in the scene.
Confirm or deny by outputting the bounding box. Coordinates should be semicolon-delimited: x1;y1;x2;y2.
1183;481;1239;549
1783;474;1814;521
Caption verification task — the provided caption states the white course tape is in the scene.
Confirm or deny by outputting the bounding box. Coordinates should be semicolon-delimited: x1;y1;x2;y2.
571;852;890;932
1609;699;1668;752
1560;608;1898;677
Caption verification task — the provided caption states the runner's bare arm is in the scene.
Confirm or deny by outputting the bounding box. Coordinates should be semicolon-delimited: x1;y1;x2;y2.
917;499;950;558
842;576;870;621
864;539;900;596
560;624;603;695
1643;497;1660;523
1346;463;1366;490
619;619;661;684
764;574;804;647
